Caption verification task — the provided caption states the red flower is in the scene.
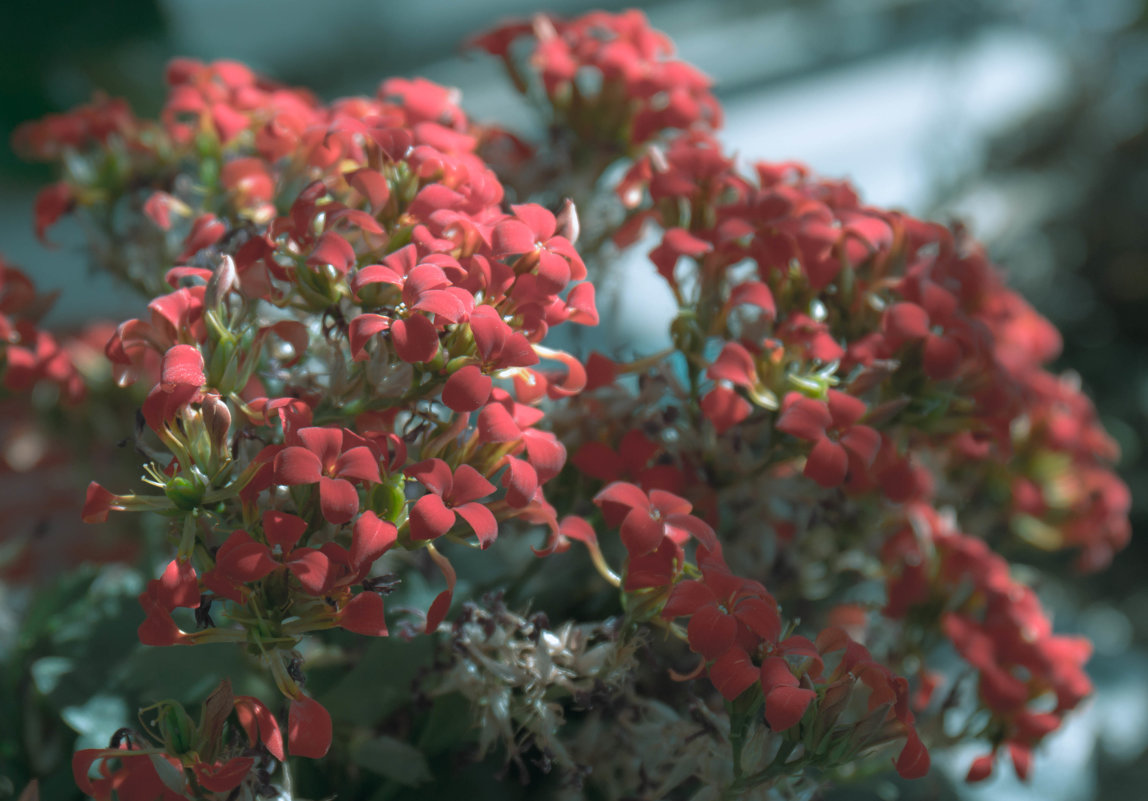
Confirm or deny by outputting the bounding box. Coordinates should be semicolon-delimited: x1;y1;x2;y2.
142;344;206;432
492;203;586;294
593;482;715;557
406;459;498;546
137;559;200;646
234;695;285;761
760;657;816;731
33;182;72;244
649;228;712;286
662;556;781;667
192;757;254;793
73;747;189;801
895;729;931;779
82;482;126;523
883;301;963;381
442;364;493;412
776;391;880;488
273;427;381;524
700;384;752;434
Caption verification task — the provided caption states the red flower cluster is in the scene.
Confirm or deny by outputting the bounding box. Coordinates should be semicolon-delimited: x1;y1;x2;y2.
474;10;720;149
0;258;85;402
72;688;282;800
14;6;1129;796
883;504;1092;781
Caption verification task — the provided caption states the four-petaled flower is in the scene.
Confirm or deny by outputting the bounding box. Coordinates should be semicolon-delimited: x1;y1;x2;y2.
406;458;498;547
273;427;382;524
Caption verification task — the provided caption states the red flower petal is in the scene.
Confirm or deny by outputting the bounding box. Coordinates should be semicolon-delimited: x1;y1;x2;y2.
522;429;566;483
194;757;254;793
511;203;557;240
425;545;456;632
662;580;718;619
307;232;356;275
804;437;849;487
841;425;881;467
884;302;930;350
288;696;332;759
406;458;454;496
350;511;397;576
923;333;962;380
157;559;200;609
218;541;277;582
593;481;650;526
287;548;333;595
83;482;122;523
734;596;781;643
895;729;931;779
339;591;388;636
34;182;72;245
558;515;597;547
764;686;815;731
492;218;537;256
707;342;757;386
334;446;381;484
776;394;832;441
274;446;323;485
160;344;205;391
728;281;776;319
348;313;392;360
501;457;538;508
391;314;439;363
760;656;800;691
709;647;760;701
477;403;522;442
298;427;343;473
687;604;737;660
409;494;456;541
826;390;866;428
346;168;390;210
454;502;498;548
966;753;995;783
262;510;307;551
318;475;360;524
234;696;284;761
620;506;665;556
1008;742;1031;781
448;464;496;505
649;227;712;283
649;489;691;518
442;365;493;413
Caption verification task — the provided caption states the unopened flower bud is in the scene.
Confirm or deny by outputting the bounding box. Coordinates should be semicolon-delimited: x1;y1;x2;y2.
555;198;580;245
206;254;237;311
201;393;232;449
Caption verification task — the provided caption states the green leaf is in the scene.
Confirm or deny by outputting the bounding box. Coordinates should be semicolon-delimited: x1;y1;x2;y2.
320;636;432;727
61;694;128;749
352;736;431;787
29;657;73;696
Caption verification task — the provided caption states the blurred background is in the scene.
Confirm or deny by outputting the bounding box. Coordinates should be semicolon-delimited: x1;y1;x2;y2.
2;1;1146;799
